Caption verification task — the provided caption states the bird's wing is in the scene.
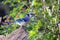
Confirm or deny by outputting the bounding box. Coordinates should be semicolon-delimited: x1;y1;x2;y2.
14;18;26;26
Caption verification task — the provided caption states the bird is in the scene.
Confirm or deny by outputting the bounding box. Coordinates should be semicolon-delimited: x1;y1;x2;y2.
14;12;35;27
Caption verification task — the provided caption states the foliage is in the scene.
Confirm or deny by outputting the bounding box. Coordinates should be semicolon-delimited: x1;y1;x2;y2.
0;0;59;40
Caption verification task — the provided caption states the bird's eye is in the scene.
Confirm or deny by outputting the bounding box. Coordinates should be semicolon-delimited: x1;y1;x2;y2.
27;14;30;16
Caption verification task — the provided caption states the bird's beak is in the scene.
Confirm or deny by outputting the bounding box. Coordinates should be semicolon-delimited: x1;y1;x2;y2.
30;13;35;18
31;13;35;16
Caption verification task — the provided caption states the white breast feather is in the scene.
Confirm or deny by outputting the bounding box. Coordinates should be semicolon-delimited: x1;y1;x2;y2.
15;21;26;26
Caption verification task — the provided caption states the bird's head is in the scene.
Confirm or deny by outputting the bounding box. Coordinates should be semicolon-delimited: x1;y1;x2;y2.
26;12;35;18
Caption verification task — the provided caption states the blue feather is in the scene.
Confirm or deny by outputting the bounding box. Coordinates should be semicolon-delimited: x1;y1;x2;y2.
14;14;30;26
23;15;30;22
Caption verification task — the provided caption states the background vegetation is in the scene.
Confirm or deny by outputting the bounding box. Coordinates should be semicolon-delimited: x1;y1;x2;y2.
0;0;60;40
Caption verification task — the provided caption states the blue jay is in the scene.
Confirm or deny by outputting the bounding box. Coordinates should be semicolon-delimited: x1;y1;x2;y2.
14;12;35;27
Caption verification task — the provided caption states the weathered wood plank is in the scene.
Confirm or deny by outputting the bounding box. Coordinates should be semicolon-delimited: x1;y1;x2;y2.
0;27;28;40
